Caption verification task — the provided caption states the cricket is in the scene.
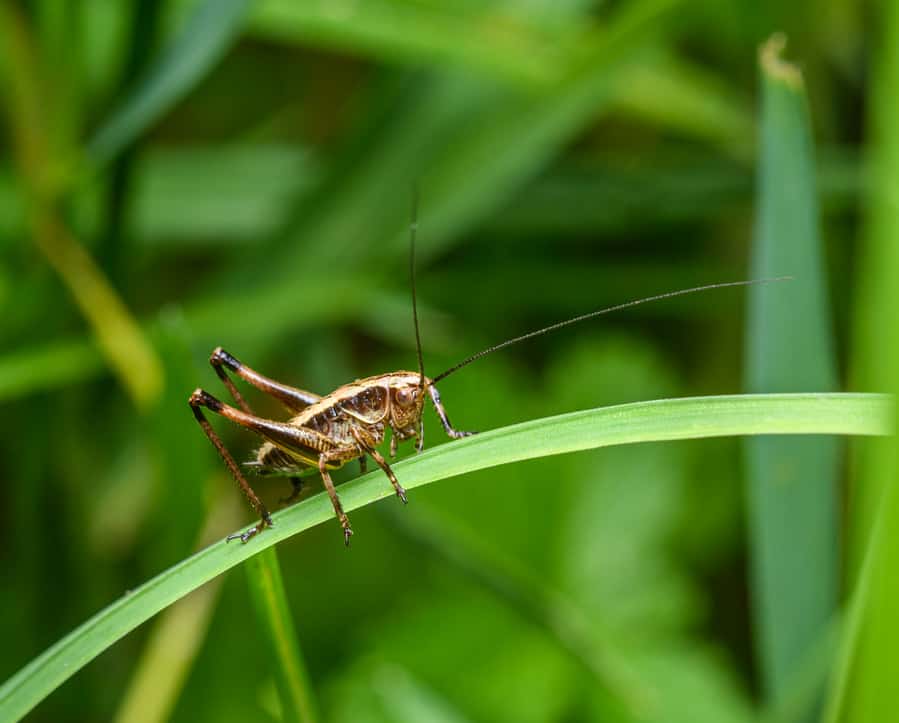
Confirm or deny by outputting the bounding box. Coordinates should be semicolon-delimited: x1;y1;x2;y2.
190;200;788;545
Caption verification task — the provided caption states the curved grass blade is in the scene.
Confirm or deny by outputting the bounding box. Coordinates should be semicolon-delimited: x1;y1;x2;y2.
0;393;891;722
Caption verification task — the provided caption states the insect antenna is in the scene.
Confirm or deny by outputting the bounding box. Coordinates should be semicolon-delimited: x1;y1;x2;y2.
409;187;426;392
430;276;792;384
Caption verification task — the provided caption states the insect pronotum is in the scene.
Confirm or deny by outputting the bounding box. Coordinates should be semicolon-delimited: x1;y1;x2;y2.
190;198;789;545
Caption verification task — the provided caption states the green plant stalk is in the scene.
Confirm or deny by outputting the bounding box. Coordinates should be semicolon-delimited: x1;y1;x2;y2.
246;548;319;723
744;34;838;713
0;393;890;722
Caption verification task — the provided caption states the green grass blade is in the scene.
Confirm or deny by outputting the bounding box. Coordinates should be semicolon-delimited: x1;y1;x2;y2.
610;48;754;153
252;0;677;284
245;548;319;723
0;393;889;722
743;35;839;713
0;4;164;409
86;0;252;167
825;2;899;720
111;496;240;723
249;0;579;87
0;338;102;401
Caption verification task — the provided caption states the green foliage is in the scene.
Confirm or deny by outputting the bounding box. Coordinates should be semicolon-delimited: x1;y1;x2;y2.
0;1;886;722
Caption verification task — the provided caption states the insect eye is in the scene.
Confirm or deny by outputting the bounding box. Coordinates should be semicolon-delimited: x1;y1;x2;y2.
396;388;413;406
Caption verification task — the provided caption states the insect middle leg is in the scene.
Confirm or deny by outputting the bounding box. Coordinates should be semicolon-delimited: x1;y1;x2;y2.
318;448;360;546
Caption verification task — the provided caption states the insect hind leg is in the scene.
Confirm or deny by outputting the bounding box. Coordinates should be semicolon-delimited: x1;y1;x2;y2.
209;347;321;413
189;389;272;542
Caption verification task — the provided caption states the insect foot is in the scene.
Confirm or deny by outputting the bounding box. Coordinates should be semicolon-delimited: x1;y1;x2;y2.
227;512;274;544
342;519;354;547
450;430;476;439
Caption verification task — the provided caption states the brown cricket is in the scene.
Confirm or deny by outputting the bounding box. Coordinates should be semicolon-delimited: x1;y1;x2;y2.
190;204;788;545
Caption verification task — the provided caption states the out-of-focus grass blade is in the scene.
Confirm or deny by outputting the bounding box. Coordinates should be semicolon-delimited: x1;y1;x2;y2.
743;35;839;714
0;339;103;401
384;502;644;717
4;147;861;246
87;0;252;167
0;4;163;409
245;549;319;723
254;0;678;285
130;145;318;245
0;393;889;723
610;48;754;154
249;0;580;87
0;276;393;403
825;3;899;721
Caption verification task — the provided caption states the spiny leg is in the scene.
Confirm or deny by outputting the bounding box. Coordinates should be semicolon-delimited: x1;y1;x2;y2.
319;450;355;546
191;388;338;541
189;389;272;543
369;447;407;503
210;347;321;414
351;428;406;503
192;388;336;452
427;384;476;439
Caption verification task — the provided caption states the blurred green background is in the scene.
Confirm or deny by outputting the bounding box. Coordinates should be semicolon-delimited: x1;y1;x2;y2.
0;0;893;722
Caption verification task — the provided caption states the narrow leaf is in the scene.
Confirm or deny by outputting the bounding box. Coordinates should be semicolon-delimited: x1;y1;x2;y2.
0;393;889;722
743;34;839;713
87;0;253;167
246;548;319;723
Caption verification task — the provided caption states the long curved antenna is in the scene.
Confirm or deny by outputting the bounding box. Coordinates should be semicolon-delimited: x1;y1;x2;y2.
409;187;426;390
430;276;792;384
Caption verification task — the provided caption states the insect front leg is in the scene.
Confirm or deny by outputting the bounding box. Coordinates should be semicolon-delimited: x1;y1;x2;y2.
352;429;407;503
427;385;476;439
189;389;273;542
